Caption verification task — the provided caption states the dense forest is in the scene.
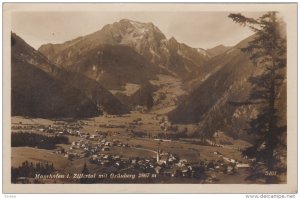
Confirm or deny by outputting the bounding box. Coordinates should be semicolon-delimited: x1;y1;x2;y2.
11;132;69;149
11;161;55;183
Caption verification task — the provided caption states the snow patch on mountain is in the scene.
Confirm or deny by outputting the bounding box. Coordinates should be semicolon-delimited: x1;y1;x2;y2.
197;48;209;56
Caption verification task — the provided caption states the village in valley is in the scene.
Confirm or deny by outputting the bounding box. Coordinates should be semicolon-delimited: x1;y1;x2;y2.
11;109;252;184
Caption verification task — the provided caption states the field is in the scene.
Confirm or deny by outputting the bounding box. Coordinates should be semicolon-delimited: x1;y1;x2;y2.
110;83;141;96
11;147;70;170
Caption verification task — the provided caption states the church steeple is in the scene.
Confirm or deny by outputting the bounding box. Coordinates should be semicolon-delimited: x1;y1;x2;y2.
157;148;160;162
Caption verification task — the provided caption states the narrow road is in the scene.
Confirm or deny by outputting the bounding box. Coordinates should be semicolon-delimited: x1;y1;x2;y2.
131;147;158;156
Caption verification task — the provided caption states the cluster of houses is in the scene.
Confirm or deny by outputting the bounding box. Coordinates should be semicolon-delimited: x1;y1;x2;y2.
54;128;251;181
12;125;36;130
135;148;250;180
46;124;121;142
58;137;130;160
90;154;132;171
154;149;249;179
38;120;251;182
12;117;257;184
34;122;84;135
213;151;250;170
88;150;186;177
86;146;248;180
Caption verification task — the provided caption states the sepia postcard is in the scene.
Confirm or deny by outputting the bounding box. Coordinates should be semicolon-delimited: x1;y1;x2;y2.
2;3;297;193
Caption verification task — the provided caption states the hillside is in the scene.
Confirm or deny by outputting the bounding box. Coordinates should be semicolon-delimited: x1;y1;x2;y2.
11;33;128;117
206;44;231;57
51;43;163;90
169;36;287;140
12;34;99;118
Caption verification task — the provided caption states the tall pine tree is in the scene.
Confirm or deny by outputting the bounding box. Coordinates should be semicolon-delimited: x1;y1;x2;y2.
228;12;286;183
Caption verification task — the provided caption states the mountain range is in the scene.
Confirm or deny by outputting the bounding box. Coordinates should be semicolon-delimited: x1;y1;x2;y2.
11;18;286;141
36;19;217;111
39;19;210;79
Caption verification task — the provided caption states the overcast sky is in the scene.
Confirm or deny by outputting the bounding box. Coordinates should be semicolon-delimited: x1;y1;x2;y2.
12;12;263;50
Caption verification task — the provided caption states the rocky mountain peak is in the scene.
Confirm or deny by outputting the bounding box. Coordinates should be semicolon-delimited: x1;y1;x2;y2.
169;36;177;42
39;19;210;78
106;18;166;45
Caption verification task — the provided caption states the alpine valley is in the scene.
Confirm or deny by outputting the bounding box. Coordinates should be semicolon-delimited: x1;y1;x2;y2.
11;18;287;184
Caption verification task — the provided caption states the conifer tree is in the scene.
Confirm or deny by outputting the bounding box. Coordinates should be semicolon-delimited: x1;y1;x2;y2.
228;12;286;183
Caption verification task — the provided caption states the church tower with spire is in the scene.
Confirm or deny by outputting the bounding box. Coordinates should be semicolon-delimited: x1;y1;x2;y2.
156;148;161;162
